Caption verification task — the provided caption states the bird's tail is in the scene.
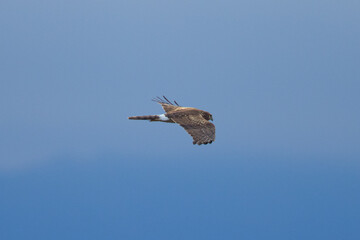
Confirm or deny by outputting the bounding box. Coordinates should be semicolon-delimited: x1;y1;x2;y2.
128;115;160;121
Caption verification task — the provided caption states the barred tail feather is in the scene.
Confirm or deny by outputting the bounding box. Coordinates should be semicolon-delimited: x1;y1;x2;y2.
128;115;159;121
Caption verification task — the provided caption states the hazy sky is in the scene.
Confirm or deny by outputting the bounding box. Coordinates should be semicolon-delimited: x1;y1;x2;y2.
1;0;360;239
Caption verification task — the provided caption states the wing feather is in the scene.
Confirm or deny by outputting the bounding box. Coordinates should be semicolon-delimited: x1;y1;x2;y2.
167;113;215;145
152;96;182;113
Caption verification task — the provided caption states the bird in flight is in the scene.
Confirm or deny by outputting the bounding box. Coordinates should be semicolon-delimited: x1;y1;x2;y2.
128;96;215;145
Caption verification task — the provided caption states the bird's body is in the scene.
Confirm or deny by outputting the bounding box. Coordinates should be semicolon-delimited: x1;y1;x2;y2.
128;96;215;145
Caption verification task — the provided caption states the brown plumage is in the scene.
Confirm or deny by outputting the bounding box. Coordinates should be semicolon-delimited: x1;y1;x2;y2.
128;96;215;145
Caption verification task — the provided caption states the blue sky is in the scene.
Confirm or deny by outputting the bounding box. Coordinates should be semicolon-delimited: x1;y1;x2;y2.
1;0;360;239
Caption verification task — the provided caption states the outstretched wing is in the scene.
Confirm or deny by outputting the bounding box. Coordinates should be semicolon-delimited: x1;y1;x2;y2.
167;113;215;145
152;96;181;113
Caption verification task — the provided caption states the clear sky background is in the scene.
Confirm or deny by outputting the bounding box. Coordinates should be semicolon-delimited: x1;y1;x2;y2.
1;0;360;239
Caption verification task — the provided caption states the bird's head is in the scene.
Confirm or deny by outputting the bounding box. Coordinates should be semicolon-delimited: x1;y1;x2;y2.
202;111;213;121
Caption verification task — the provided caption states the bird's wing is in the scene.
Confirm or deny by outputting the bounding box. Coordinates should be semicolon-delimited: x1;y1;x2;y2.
152;96;182;113
167;112;215;145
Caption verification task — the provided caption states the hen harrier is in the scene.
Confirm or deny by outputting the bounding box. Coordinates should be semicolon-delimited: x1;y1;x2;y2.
128;96;215;145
